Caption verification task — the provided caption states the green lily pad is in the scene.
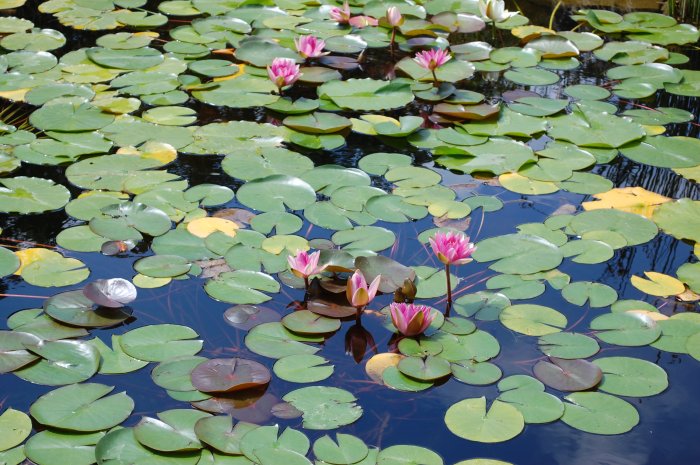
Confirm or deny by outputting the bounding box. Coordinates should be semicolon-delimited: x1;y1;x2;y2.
26;430;105;465
376;445;442;465
590;312;661;346
95;427;199;465
273;354;334;383
445;397;524;443
473;234;563;275
593;356;668;397
499;304;567;336
0;409;31;452
319;78;414;111
283;386;362;430
245;322;320;359
569;209;658;246
134;409;210;452
538;332;600;359
0;176;70;214
561;281;618;307
30;383;133;432
652;199;700;243
120;324;202;362
561;392;639;435
205;270;280;304
14;340;99;386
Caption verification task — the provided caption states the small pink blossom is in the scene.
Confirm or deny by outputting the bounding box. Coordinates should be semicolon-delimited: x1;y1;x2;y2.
386;6;404;27
287;250;325;280
413;48;452;71
329;1;351;23
346;270;381;308
295;35;327;59
429;231;476;266
267;57;301;90
389;303;435;337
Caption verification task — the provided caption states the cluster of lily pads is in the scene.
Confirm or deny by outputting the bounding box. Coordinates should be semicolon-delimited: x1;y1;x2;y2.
1;0;700;464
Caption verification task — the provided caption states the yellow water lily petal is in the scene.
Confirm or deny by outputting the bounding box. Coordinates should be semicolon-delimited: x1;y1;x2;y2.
117;141;177;165
14;248;62;275
365;353;404;383
186;217;239;238
582;187;671;219
631;271;685;297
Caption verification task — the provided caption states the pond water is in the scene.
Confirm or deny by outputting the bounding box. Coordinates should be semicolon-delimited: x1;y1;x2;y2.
1;1;700;465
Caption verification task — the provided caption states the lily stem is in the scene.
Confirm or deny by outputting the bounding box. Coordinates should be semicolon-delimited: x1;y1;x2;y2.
445;263;452;312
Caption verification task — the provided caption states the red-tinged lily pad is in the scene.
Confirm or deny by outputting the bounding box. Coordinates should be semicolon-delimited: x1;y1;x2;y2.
193;390;279;424
533;357;603;391
191;358;271;394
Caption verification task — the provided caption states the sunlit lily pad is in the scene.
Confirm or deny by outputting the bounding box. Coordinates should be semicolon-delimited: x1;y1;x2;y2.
445;397;524;443
561;392;639;435
283;386;362;430
120;324;202;362
30;383;134;432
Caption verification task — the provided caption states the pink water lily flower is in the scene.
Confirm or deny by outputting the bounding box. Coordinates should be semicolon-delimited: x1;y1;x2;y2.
390;303;435;337
295;35;328;59
288;250;326;289
267;57;301;93
329;1;351;23
429;231;476;309
347;270;381;315
414;48;452;71
429;231;476;266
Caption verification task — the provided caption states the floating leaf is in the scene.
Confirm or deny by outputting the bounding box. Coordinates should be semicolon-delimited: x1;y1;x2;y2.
561;392;639;435
445;397;524;443
30;383;133;432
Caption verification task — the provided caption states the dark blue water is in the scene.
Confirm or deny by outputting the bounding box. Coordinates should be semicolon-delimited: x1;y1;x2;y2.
2;3;700;465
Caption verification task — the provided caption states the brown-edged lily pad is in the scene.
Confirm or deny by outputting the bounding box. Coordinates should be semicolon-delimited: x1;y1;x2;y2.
191;358;271;394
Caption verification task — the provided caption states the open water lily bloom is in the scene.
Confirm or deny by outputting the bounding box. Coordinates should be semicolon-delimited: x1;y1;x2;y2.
287;250;325;279
267;57;301;91
295;35;327;59
413;48;451;71
329;1;351;23
478;0;516;22
346;270;381;309
429;231;476;266
390;302;435;337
